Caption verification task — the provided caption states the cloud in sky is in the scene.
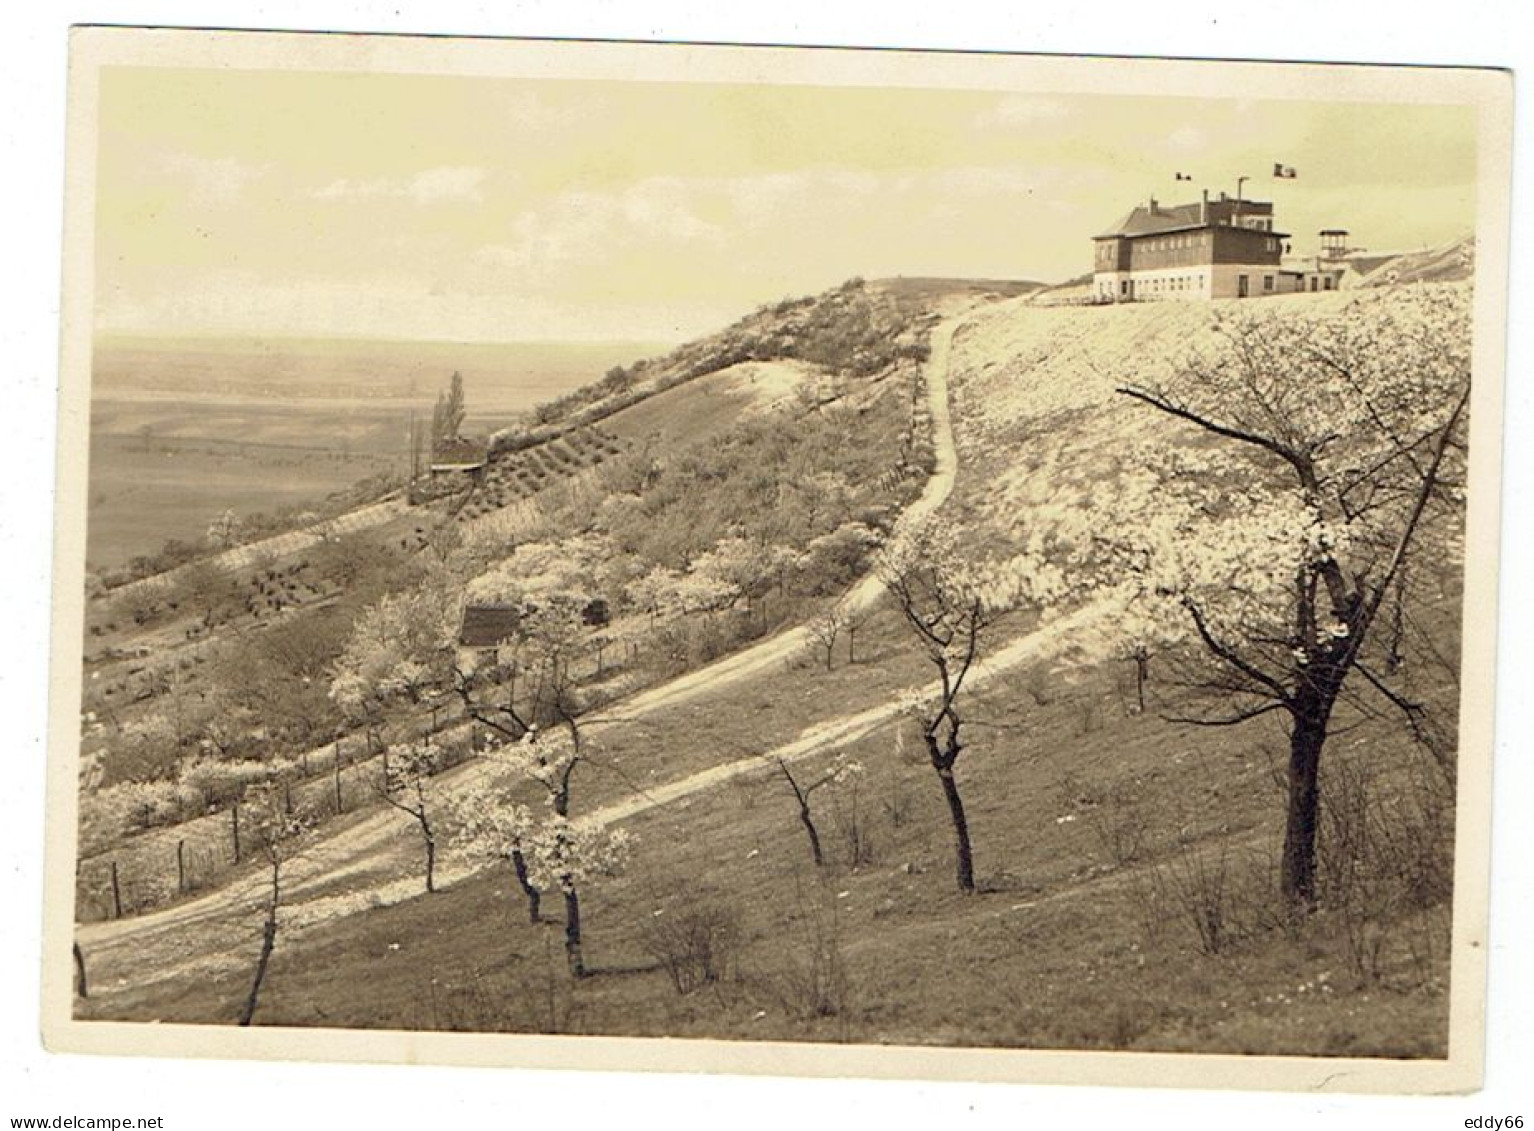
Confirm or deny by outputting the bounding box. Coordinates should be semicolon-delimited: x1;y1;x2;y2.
153;152;271;209
1167;125;1209;153
975;94;1072;129
312;165;487;205
93;67;1480;343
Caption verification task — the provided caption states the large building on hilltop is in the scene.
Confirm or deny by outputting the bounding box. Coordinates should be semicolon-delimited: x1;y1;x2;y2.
1092;190;1344;302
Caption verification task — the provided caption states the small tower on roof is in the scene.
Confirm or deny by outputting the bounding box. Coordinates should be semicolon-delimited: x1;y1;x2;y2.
1319;229;1351;259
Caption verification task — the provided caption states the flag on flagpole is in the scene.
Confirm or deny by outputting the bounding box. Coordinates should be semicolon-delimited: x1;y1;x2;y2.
1273;163;1298;179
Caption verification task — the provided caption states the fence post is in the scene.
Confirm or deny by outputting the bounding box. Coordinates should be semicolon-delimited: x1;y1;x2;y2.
231;802;241;865
109;861;122;920
177;839;186;894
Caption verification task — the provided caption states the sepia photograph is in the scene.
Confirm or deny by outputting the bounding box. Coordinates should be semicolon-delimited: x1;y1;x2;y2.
36;23;1514;1098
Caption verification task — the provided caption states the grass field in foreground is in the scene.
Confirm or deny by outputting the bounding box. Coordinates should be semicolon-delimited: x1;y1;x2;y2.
79;599;1452;1058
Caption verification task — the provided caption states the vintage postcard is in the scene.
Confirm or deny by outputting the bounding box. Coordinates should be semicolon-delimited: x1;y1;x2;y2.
43;27;1513;1093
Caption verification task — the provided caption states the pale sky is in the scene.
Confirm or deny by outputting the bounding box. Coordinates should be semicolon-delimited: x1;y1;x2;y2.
94;67;1478;343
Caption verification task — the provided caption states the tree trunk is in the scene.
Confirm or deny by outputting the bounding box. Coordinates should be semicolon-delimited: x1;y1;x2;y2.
239;913;278;1026
797;800;825;868
73;942;88;999
422;820;437;894
564;887;585;977
241;861;281;1027
935;765;975;893
1134;652;1148;714
847;625;857;665
1281;699;1330;909
511;848;541;923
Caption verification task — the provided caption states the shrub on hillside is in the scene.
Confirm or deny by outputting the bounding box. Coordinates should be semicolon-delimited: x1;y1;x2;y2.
78;779;185;854
178;757;293;812
638;896;743;996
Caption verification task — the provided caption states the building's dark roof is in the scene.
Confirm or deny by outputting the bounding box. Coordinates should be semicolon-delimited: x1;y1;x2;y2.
1095;198;1284;241
1096;202;1206;239
460;603;521;648
432;437;488;470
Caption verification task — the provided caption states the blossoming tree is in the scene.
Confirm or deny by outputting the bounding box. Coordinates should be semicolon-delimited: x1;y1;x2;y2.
520;814;632;977
452;537;608;743
1090;285;1471;908
446;773;543;923
328;579;461;751
451;727;630;976
879;513;1064;892
378;741;446;894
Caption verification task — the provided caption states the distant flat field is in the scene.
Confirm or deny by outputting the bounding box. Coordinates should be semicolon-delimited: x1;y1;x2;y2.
85;430;398;570
85;336;672;569
92;335;673;415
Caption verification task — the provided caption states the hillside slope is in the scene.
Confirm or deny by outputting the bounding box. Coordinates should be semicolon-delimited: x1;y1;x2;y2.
72;282;1465;1061
1354;236;1475;287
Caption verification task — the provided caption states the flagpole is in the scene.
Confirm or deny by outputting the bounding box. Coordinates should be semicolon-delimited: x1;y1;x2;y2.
1270;164;1297;254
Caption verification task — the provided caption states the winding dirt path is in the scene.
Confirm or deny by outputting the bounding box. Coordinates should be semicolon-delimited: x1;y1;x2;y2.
604;318;964;721
74;313;1036;1009
74;598;1106;1014
588;601;1104;827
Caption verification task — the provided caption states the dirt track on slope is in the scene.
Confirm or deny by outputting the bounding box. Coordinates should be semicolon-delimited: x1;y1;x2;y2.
602;319;964;721
73;313;1046;1012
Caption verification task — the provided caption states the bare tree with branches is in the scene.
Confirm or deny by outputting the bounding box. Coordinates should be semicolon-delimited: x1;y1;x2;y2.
804;606;846;672
878;516;1049;892
238;780;311;1026
775;753;863;868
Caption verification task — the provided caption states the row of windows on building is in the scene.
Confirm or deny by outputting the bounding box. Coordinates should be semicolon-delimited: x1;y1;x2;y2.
1099;231;1284;258
1105;272;1337;298
1258;273;1339;294
1112;274;1208;296
1139;274;1204;294
1140;232;1207;252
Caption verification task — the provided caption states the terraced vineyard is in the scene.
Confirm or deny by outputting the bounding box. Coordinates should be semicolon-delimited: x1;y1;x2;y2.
451;425;627;523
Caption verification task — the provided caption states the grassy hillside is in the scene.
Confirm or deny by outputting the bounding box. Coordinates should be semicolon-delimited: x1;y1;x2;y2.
74;277;944;897
80;598;1451;1056
1355;236;1475;287
73;280;1465;1061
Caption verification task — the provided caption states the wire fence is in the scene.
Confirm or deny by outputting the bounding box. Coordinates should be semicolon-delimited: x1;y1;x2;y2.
74;723;487;923
75;367;933;924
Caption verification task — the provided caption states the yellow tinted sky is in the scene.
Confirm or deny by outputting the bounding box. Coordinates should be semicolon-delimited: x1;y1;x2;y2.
95;66;1477;342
